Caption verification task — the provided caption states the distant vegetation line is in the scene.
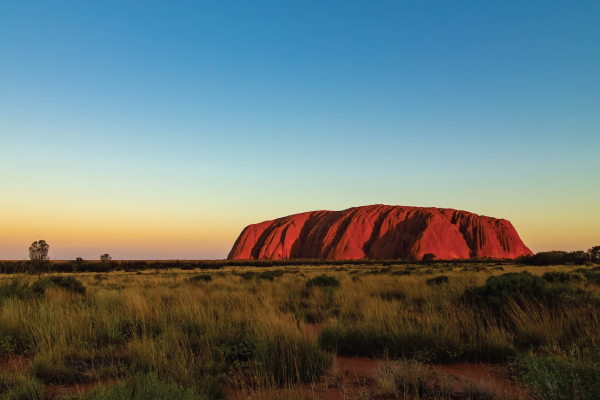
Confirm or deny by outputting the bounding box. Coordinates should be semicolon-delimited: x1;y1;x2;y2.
1;246;598;275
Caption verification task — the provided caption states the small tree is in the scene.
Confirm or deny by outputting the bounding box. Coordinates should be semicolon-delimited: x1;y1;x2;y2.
589;246;600;264
29;240;50;277
74;257;84;272
100;254;112;276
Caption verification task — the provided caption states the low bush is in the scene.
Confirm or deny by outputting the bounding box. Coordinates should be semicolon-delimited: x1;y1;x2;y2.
518;354;600;399
237;271;282;281
256;270;286;281
426;275;449;286
189;274;212;283
572;269;600;285
81;373;209;400
0;276;86;300
0;334;17;357
379;289;406;301
542;271;582;284
305;275;340;289
317;322;513;362
464;272;547;309
2;377;44;400
0;280;35;300
464;271;596;310
31;354;78;384
32;276;86;295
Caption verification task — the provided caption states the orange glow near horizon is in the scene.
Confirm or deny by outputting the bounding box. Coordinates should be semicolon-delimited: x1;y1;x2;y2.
2;199;598;260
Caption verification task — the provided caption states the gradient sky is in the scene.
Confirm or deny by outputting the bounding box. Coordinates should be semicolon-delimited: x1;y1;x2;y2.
1;1;599;260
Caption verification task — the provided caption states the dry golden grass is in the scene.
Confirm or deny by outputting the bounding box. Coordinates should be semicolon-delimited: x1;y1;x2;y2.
0;262;598;399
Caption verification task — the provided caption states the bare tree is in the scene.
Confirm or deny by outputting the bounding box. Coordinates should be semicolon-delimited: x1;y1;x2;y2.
29;240;50;277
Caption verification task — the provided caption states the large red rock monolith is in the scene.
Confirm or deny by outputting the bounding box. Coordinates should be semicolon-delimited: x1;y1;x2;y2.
227;205;532;260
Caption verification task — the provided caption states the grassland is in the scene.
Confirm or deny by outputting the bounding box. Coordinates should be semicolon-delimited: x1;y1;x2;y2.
0;261;599;399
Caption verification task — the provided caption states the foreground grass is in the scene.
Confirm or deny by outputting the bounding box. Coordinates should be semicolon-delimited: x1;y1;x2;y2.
0;262;599;399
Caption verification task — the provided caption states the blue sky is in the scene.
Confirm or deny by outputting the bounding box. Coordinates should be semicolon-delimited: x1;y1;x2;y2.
1;1;599;259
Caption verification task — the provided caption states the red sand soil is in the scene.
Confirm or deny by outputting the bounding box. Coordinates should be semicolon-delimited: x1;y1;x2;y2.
228;356;531;400
0;355;530;399
433;362;531;399
228;204;532;261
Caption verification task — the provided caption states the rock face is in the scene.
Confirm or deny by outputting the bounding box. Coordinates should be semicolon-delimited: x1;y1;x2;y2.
227;205;532;260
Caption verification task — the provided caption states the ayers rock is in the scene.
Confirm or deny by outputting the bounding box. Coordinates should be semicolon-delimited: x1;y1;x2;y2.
227;205;533;260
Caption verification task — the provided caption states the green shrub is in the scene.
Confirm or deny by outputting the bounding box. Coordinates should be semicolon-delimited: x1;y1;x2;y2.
258;270;284;281
0;276;85;300
465;272;596;310
379;289;406;301
32;276;86;295
464;272;548;308
305;275;340;289
82;373;208;400
31;354;78;384
519;354;600;399
4;377;44;400
426;275;449;286
239;272;256;280
257;272;275;281
0;334;17;357
189;274;212;283
542;271;582;284
572;269;600;285
0;280;37;300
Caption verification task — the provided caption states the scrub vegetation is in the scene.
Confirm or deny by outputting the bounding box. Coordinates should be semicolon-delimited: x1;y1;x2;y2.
0;258;599;399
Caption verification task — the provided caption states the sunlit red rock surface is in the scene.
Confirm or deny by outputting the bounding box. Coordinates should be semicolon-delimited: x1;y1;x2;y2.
227;205;532;260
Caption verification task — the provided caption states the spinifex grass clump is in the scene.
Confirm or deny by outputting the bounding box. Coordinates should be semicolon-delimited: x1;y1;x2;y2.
374;359;454;399
238;270;286;282
189;274;212;283
0;376;45;400
81;373;209;400
34;275;87;295
542;271;583;283
426;275;449;286
252;324;332;385
305;275;340;288
573;269;600;285
518;352;600;399
463;271;596;309
0;276;86;300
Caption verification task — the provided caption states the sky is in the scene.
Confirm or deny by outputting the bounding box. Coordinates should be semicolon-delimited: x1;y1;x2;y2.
1;1;599;260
